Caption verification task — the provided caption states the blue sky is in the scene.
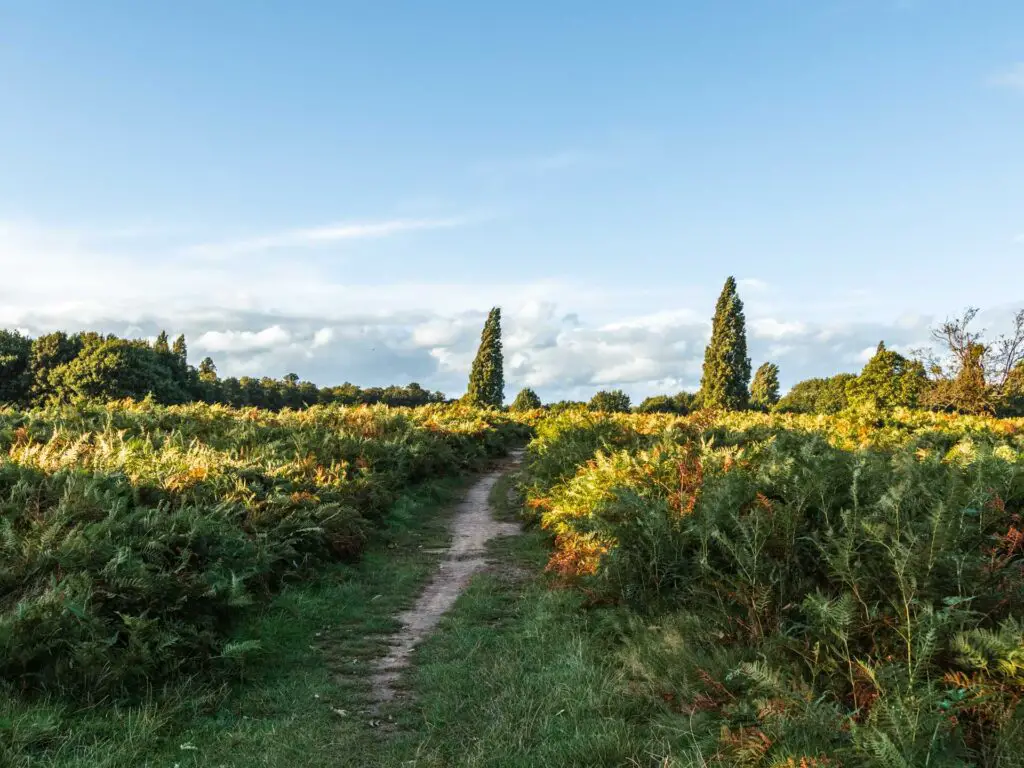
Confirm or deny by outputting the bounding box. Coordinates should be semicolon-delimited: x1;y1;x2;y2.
2;1;1022;401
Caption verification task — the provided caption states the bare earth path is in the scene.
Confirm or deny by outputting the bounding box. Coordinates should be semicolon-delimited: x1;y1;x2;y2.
370;452;523;705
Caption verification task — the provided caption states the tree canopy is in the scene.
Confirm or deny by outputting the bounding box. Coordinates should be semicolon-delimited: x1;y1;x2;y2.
511;387;542;411
749;362;781;411
775;374;855;415
588;389;632;413
846;342;927;410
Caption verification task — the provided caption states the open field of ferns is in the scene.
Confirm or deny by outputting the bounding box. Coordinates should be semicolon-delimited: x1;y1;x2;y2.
521;408;1024;766
0;401;526;705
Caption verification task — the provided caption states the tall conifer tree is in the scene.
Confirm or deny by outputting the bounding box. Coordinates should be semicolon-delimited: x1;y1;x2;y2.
466;307;504;408
699;276;751;409
172;334;187;365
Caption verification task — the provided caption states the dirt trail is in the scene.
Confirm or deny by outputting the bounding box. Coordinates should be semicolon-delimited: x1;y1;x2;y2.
370;452;523;705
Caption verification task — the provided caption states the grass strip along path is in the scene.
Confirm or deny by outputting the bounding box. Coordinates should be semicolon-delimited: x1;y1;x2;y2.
10;450;681;768
144;453;679;768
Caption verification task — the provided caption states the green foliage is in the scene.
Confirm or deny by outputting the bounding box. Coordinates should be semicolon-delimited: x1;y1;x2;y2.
0;330;32;406
171;334;187;365
522;408;1024;763
700;276;752;410
1001;362;1024;416
28;332;82;404
776;373;855;414
588;389;631;413
465;307;504;408
197;356;217;383
152;331;170;355
636;392;696;414
47;338;191;405
510;387;542;411
847;341;927;410
927;342;995;415
0;401;524;703
636;395;674;413
0;327;448;411
749;362;780;411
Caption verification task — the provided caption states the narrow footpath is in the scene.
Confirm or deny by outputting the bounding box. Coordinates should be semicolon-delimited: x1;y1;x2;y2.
370;451;524;705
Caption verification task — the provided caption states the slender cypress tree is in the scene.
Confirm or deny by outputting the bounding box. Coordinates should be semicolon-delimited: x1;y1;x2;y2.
172;334;187;366
750;362;781;411
699;276;751;409
466;307;504;408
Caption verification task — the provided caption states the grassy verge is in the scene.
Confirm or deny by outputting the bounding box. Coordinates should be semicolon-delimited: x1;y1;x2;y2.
8;461;695;768
360;481;689;768
371;531;678;768
3;476;472;768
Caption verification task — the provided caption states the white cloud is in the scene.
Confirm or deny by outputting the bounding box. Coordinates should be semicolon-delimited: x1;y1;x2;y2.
738;278;769;292
195;326;291;353
312;327;335;348
185;217;464;259
854;345;877;364
751;318;808;339
4;217;1014;402
988;63;1024;92
411;317;471;348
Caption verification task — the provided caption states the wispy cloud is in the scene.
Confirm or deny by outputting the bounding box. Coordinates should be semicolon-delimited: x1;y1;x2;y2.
988;63;1024;92
738;277;770;292
185;217;465;258
471;149;597;179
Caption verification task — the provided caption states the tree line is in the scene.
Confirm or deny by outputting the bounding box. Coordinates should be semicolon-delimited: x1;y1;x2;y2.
475;278;1024;417
0;329;445;410
3;280;1023;415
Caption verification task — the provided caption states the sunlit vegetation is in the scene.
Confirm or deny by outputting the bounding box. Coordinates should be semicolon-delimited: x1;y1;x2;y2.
520;407;1024;764
4;280;1024;765
0;329;447;411
0;401;525;706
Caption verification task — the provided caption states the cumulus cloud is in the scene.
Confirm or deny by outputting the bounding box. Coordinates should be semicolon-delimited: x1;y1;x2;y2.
311;327;335;348
4;218;1020;403
195;326;292;353
751;318;807;340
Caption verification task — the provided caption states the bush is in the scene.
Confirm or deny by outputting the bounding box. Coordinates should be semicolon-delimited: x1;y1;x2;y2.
521;408;1024;763
0;401;524;701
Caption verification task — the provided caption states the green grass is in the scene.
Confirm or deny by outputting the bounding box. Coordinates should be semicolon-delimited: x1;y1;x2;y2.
371;531;682;768
2;477;471;768
6;463;695;768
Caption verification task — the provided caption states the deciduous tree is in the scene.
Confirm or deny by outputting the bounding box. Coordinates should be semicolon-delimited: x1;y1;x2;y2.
588;389;631;413
0;330;32;405
918;307;1024;414
846;342;926;410
775;374;855;414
